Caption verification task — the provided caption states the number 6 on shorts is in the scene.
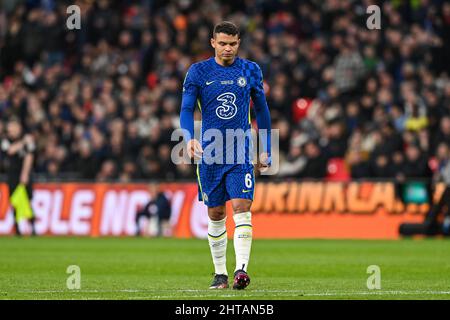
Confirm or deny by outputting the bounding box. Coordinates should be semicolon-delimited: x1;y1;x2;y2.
245;173;252;188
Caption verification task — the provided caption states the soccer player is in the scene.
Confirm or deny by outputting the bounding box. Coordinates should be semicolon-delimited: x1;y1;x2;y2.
424;143;450;235
179;21;271;289
1;119;37;236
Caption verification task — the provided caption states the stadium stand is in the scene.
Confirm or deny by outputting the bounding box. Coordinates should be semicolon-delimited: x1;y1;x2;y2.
0;0;449;183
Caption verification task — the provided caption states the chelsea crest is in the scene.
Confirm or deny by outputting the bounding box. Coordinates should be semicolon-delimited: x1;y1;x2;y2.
237;77;247;87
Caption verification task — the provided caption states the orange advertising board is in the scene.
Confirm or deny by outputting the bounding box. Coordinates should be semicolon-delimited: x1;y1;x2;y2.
0;182;442;239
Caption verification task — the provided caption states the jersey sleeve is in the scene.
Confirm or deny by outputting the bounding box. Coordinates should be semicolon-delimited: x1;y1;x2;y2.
1;139;10;152
179;65;200;142
24;136;36;154
250;64;272;160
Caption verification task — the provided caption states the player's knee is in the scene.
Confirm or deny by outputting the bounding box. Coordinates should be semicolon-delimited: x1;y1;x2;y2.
208;206;226;220
232;201;252;213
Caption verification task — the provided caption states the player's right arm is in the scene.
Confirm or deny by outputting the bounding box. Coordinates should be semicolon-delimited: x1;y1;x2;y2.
180;65;203;160
19;135;35;185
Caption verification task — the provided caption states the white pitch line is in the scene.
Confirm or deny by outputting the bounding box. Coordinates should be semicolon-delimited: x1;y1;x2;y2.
117;291;450;299
302;291;450;296
128;295;240;299
9;289;450;296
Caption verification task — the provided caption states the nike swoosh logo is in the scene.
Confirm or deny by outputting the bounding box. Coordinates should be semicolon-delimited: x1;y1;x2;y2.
242;189;252;193
206;81;216;85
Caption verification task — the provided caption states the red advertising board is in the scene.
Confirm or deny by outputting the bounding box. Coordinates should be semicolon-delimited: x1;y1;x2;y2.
0;182;441;239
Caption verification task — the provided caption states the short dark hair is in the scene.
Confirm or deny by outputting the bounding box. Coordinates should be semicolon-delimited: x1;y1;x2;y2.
8;117;21;126
213;21;240;38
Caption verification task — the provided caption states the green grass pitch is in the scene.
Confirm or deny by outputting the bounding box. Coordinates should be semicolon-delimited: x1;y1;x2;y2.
0;237;449;300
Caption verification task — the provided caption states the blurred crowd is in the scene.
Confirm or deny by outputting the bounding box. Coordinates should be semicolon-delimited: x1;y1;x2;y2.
0;0;449;182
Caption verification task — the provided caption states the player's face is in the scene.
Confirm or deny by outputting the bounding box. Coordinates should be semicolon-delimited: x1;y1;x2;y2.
7;121;21;140
211;33;240;64
148;183;159;197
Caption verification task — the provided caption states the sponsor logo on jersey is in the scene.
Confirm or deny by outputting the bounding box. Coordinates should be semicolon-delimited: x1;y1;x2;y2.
216;92;238;120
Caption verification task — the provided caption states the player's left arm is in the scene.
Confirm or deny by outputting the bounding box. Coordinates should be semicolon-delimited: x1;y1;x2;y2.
250;64;272;168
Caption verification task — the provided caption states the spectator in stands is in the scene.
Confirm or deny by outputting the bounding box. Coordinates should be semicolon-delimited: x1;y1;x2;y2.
278;144;306;178
334;39;365;96
432;116;450;154
1;119;36;236
301;140;328;178
324;118;348;159
347;149;370;179
96;159;117;182
370;154;392;178
135;183;172;237
425;143;450;235
403;144;431;179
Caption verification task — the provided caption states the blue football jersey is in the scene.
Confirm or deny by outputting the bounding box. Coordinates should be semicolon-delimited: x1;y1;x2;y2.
182;57;265;165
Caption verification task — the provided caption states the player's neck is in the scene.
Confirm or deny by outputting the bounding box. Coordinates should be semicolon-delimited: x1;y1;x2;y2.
215;56;236;67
